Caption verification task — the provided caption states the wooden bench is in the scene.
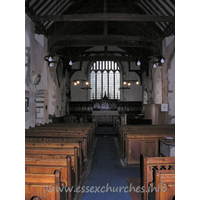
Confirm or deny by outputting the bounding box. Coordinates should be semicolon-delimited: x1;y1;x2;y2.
25;134;89;161
124;131;175;164
25;131;91;151
154;170;175;200
118;125;175;153
25;147;80;188
26;122;95;146
25;137;88;161
140;154;175;200
25;130;94;146
25;170;61;200
25;156;72;200
25;142;83;175
116;124;175;164
117;124;174;139
25;122;96;155
29;122;95;135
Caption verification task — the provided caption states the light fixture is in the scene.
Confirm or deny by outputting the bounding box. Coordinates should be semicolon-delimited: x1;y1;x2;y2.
160;57;165;64
136;60;141;66
153;63;157;68
136;81;140;85
127;82;131;86
73;82;77;86
76;80;80;84
85;81;89;85
48;56;53;67
69;60;73;66
123;81;127;85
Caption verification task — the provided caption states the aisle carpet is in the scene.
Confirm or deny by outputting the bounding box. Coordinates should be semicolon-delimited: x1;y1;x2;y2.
80;127;140;200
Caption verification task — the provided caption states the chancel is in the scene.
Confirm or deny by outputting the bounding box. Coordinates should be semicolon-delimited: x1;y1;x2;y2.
25;1;175;200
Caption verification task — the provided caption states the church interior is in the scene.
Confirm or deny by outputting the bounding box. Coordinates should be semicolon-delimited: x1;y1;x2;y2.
24;1;177;199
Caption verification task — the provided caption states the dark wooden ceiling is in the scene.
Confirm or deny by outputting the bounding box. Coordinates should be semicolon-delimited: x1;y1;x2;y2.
25;0;175;70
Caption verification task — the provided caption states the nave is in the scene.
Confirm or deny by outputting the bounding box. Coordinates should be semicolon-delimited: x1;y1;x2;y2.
80;127;140;200
25;122;175;200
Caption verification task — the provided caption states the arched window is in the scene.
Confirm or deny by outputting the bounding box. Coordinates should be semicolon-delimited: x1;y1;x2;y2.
90;61;120;99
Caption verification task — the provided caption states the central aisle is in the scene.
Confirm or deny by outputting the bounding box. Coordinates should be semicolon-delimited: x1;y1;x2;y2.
80;127;140;200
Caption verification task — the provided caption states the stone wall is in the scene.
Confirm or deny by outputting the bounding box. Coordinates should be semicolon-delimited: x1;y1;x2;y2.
25;14;67;128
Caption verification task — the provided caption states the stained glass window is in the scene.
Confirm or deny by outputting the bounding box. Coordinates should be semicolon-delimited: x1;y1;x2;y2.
90;61;120;99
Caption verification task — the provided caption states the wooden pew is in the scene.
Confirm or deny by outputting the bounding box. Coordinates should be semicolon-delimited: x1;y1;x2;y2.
25;142;83;175
154;170;175;200
25;129;94;151
25;170;61;200
25;131;91;152
124;131;175;164
116;124;175;164
118;125;175;154
25;122;95;154
25;147;80;188
25;135;88;161
29;122;95;136
140;154;175;200
25;137;88;161
25;156;72;200
117;124;174;140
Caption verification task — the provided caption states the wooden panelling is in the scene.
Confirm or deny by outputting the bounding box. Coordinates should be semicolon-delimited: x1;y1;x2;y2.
128;141;142;163
127;139;158;164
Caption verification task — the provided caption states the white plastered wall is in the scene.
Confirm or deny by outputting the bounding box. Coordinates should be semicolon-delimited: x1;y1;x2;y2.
25;14;67;128
70;46;142;101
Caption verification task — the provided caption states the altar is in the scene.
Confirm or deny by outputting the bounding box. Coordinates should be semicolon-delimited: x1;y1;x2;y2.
92;111;119;125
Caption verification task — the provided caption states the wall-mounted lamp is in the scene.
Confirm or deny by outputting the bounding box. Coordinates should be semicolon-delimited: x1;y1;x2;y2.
69;60;73;66
123;81;127;85
73;80;90;87
123;80;140;85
